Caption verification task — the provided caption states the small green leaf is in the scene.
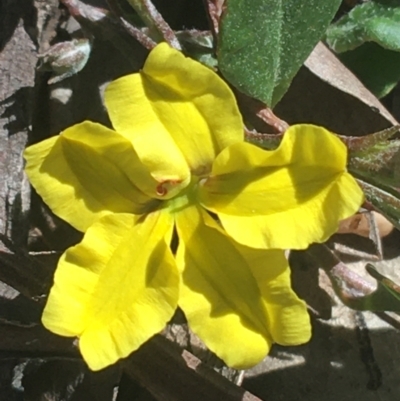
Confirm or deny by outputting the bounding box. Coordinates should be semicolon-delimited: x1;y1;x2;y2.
346;270;400;311
326;0;400;53
359;264;400;311
348;126;400;192
357;179;400;232
338;42;400;98
347;126;400;229
177;31;218;68
308;244;400;312
217;0;341;107
366;264;400;300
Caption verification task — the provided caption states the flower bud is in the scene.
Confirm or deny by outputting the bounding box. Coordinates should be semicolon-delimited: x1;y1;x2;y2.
38;38;91;84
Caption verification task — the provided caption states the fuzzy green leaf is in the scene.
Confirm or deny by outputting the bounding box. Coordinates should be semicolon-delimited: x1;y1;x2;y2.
347;126;400;230
359;264;400;312
217;0;341;107
326;0;400;53
338;42;400;98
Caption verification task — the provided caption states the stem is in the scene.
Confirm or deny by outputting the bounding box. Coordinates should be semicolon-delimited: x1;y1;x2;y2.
123;335;262;401
119;18;156;49
235;89;289;134
126;0;181;49
255;106;289;133
60;0;149;67
307;243;376;301
245;127;283;150
106;0;156;49
203;0;225;35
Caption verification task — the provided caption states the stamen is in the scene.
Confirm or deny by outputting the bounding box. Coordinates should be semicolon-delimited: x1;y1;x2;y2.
156;179;182;197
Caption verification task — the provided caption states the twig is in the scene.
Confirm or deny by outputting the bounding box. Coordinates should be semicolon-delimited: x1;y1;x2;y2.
307;243;376;302
0;250;56;301
124;335;262;401
203;0;225;36
119;18;156;49
235;90;289;133
126;0;181;49
106;0;156;49
245;127;283;150
255;106;289;133
59;0;108;21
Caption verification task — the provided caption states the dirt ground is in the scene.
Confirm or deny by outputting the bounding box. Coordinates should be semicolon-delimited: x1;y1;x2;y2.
244;230;400;401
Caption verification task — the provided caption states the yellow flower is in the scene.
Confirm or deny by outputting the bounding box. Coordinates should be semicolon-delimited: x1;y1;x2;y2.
24;43;363;371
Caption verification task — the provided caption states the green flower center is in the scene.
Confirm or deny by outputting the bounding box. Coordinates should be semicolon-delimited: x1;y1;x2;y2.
165;176;202;213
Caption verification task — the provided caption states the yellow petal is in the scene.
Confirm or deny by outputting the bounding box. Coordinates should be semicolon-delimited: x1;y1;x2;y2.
105;43;243;176
105;71;190;199
24;121;156;232
239;247;311;345
199;124;364;249
42;210;178;370
174;203;272;369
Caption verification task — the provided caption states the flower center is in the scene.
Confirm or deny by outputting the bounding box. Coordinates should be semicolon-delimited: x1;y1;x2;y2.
153;175;191;200
156;179;184;197
165;176;202;212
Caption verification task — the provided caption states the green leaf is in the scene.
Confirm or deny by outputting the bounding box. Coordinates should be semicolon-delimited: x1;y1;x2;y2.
344;264;400;312
326;0;400;53
338;42;400;98
359;264;400;312
217;0;341;107
347;126;400;230
357;179;400;232
348;126;400;192
366;264;400;297
307;244;400;312
177;31;218;68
